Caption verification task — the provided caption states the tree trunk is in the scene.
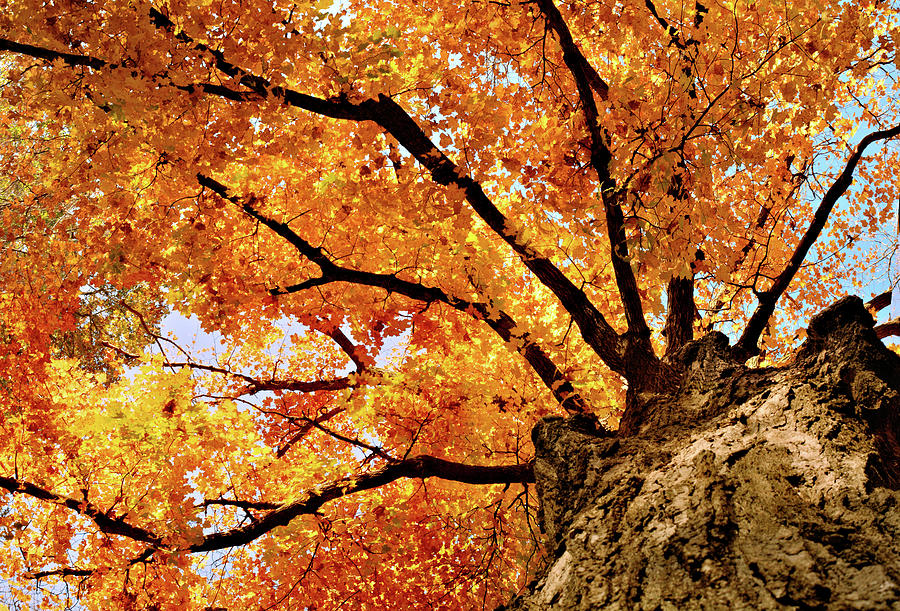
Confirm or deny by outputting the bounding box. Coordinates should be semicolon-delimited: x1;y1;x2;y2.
504;297;900;610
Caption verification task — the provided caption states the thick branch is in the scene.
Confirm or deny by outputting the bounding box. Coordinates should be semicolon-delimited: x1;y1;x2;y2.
536;0;655;371
866;288;893;315
242;377;357;394
664;275;695;356
0;37;258;103
662;175;698;357
875;317;899;340
6;456;531;568
733;123;900;360
27;453;529;577
202;498;279;511
638;0;710;361
147;8;363;119
26;567;94;579
323;326;369;370
197;174;590;414
538;0;650;346
867;289;896;338
150;7;370;120
356;94;626;375
146;6;626;379
189;455;534;553
0;37;107;69
0;31;363;119
0;476;163;546
2;17;629;382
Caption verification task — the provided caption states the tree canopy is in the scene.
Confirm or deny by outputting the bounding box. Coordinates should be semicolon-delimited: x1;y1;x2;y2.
0;0;898;607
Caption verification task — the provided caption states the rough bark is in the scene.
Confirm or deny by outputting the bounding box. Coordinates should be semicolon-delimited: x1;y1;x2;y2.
504;296;900;610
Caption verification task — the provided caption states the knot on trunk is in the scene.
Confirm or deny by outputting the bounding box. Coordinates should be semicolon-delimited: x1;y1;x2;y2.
619;331;745;436
794;295;900;489
669;330;738;393
794;296;887;377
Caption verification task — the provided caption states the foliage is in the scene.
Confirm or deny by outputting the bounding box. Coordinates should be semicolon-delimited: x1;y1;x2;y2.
0;0;897;607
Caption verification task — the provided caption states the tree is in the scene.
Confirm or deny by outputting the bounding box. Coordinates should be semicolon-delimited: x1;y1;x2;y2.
0;0;897;608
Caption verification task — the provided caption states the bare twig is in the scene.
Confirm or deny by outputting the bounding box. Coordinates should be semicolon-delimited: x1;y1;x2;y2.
4;455;535;569
99;341;363;395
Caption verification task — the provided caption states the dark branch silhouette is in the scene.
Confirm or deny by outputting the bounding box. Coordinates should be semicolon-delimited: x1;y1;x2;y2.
875;317;899;340
537;0;666;400
733;123;900;360
146;6;627;379
14;456;534;577
100;341;366;395
664;276;696;357
197;173;591;414
188;455;534;553
0;475;163;546
0;12;642;389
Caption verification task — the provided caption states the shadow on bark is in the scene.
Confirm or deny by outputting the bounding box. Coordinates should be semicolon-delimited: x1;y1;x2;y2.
504;296;900;610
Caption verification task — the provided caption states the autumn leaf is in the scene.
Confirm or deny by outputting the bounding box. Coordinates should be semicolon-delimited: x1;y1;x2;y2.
0;0;896;608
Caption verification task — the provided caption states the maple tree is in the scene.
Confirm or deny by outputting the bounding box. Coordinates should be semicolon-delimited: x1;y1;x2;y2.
0;0;898;607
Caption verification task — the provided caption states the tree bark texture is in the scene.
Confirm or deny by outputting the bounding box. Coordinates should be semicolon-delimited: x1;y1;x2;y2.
504;297;900;610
